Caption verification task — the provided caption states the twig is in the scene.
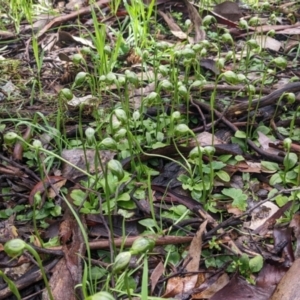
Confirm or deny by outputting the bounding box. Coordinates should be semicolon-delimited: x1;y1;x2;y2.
205;186;300;238
193;99;285;163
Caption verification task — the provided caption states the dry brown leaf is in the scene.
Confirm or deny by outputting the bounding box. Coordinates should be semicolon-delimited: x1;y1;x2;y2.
185;220;207;273
190;132;225;147
222;161;262;174
283;35;300;53
192;273;230;299
254;35;282;51
158;10;187;40
13;126;31;161
47;178;68;198
163;221;207;297
270;258;300;300
163;275;198;298
211;273;273;300
227;205;243;216
59;218;73;245
182;0;205;42
43;212;84;299
255;22;300;34
29;176;67;206
129;77;164;108
42;258;77;300
200;58;220;75
276;26;300;34
150;261;165;294
214;1;243;22
126;48;142;65
257;131;281;156
61;149;115;179
0;215;18;240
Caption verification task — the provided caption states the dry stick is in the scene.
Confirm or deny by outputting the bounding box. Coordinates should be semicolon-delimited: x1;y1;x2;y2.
191;83;271;95
190;84;267;133
36;0;111;40
191;96;207;131
226;82;300;116
0;154;40;181
88;235;193;249
193;100;285;163
0;258;59;300
235;21;300;38
198;84;246;132
46;236;193;251
0;85;271;119
270;118;285;141
24;0;111;60
205;187;300;238
151;185;242;255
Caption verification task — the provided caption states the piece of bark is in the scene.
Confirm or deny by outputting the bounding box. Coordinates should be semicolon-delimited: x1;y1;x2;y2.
270;258;300;300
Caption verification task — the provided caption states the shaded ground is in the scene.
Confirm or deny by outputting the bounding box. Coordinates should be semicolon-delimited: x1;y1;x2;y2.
1;0;300;299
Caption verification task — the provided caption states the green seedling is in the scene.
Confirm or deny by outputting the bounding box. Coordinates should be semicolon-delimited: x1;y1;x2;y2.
229;253;263;284
4;239;54;300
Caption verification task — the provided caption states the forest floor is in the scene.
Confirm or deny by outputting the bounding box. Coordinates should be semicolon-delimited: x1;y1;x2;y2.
1;0;300;299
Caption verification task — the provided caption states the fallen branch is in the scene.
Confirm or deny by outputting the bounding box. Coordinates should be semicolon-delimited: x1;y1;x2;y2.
226;82;300;116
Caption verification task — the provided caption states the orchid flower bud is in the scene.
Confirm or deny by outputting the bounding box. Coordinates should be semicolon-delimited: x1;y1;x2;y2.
113;251;131;273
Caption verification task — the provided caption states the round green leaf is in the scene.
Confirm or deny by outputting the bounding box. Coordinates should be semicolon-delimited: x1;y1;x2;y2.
235;130;247;138
216;170;230;182
283;153;298;170
249;254;263;273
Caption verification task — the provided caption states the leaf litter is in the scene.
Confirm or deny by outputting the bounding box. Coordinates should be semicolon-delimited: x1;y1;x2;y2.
1;0;300;299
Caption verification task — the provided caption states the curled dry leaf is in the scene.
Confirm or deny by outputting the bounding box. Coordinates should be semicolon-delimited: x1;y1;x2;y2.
13;126;31;161
59;218;73;245
183;0;206;42
200;58;220;75
158;10;187;40
163;221;207;297
150;261;165;294
254;35;282;51
29;176;67;206
192;273;230;299
214;1;243;22
61;149;115;179
257;131;281;156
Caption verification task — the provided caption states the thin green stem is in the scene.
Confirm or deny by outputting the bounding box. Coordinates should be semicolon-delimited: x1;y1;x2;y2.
25;244;54;300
